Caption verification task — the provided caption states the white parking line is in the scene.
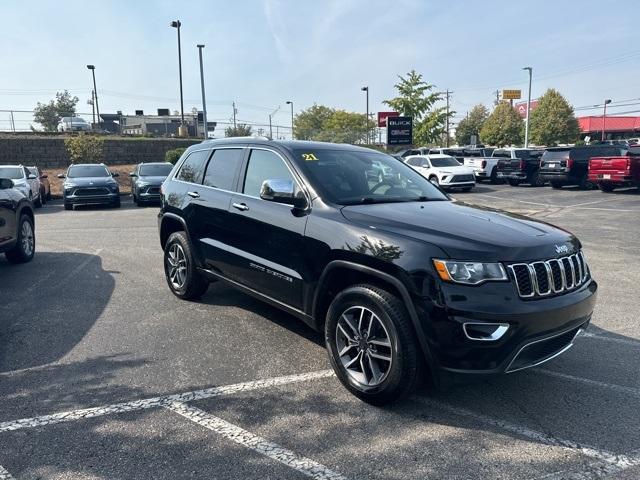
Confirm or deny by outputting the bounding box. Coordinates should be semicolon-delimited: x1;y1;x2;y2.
580;331;640;347
534;449;640;480
0;370;334;433
411;396;635;468
166;402;347;480
535;369;640;397
0;465;15;480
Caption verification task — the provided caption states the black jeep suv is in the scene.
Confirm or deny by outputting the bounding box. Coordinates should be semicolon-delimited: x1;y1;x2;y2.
0;177;35;263
158;139;597;404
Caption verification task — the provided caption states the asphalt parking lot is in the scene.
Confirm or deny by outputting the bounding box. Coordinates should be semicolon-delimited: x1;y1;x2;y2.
0;184;638;480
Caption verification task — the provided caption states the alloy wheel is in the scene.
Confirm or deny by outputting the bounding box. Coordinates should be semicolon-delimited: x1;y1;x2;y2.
336;306;393;387
21;220;34;257
166;243;187;289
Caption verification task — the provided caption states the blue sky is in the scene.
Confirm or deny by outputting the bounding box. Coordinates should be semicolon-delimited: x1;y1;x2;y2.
2;0;640;132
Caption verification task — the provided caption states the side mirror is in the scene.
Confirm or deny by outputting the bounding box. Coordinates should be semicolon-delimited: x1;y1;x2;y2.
57;174;66;179
112;172;120;177
40;174;48;179
0;178;14;190
28;174;37;180
129;172;136;177
260;179;307;209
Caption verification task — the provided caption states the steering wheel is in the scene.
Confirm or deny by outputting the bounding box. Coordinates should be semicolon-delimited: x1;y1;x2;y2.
368;179;398;195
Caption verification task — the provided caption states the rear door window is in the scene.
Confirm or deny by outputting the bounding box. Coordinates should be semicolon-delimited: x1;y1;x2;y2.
203;149;244;190
176;150;210;184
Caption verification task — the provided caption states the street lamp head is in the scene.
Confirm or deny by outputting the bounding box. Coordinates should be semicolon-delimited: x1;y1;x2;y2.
604;99;612;105
170;20;181;28
361;86;368;92
522;66;532;71
197;44;205;48
286;101;292;105
86;65;95;70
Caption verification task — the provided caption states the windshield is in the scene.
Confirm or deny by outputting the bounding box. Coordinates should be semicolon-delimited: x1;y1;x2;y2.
430;156;460;167
0;167;24;179
492;150;512;158
139;164;173;176
68;165;110;178
292;148;448;205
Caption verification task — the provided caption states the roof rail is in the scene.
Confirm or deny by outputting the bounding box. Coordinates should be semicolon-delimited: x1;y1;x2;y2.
204;136;271;142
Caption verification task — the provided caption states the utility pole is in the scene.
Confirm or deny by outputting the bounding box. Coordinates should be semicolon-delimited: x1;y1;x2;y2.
361;86;369;144
523;67;533;147
89;90;96;125
197;44;208;139
10;111;15;132
86;65;100;127
268;106;280;140
495;90;500;105
602;99;612;141
232;102;237;129
445;90;452;147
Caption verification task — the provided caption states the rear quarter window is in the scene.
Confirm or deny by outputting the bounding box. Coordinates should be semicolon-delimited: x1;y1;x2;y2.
176;149;210;184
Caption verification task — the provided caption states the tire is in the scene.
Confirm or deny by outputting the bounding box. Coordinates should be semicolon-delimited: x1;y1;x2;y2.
429;175;439;186
64;202;73;211
579;176;595;190
550;182;563;190
507;179;520;187
5;215;35;264
461;186;473;192
163;231;209;300
489;168;501;184
599;183;615;193
325;284;422;405
528;171;545;187
40;189;47;205
34;193;43;208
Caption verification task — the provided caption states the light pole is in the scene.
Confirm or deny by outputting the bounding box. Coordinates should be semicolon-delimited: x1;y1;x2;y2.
523;66;532;147
286;100;294;139
602;99;612;141
197;44;207;139
86;65;100;127
170;20;185;133
361;86;369;144
269;106;280;140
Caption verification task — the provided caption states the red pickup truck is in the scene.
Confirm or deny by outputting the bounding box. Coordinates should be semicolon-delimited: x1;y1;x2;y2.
588;150;640;192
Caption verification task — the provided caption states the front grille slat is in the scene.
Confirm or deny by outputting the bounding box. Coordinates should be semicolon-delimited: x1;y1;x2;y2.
508;251;590;299
450;174;475;183
74;187;110;197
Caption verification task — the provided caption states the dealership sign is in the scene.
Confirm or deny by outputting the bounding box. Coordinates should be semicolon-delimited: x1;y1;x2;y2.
377;111;399;127
502;89;522;100
387;116;413;145
515;100;539;118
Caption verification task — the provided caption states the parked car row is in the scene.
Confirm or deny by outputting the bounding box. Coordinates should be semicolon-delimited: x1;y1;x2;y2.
0;165;47;208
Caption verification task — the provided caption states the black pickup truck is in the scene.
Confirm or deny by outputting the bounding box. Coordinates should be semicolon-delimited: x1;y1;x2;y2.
539;145;625;189
495;148;545;186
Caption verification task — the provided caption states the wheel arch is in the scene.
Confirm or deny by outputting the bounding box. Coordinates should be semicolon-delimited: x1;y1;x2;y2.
312;260;435;366
159;212;190;249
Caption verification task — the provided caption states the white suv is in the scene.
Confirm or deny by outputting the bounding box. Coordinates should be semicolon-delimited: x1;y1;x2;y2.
404;154;476;191
0;165;42;207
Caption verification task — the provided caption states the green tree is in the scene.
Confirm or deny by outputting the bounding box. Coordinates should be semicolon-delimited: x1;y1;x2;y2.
529;88;580;146
33;90;80;132
64;135;104;164
293;104;335;140
383;70;453;145
455;104;489;145
165;147;187;164
225;124;253;137
480;102;524;146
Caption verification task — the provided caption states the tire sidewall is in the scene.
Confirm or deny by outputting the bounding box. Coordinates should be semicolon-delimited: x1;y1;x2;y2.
325;287;406;398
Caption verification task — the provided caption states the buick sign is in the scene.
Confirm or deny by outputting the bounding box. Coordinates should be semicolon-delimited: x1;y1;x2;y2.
387;116;413;145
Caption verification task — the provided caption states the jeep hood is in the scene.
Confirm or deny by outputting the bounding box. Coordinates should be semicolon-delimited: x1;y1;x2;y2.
341;201;580;262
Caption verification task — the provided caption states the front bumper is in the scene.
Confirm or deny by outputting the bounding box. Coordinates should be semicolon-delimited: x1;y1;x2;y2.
418;278;597;375
442;181;475;190
137;185;162;202
65;192;119;205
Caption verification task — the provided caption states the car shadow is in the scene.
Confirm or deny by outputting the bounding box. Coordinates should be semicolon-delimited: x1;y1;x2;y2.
0;251;115;372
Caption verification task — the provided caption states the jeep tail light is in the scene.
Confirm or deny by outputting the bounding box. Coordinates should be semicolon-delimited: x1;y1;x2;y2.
566;158;573;170
519;160;525;170
481;160;487;168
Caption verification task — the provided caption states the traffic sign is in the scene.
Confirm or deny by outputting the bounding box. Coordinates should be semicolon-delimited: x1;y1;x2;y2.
502;89;522;100
387;116;413;145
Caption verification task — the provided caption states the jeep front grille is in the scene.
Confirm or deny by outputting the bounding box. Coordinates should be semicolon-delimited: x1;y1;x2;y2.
508;252;589;299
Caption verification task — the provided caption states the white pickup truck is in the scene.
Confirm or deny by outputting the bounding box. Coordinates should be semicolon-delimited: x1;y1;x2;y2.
461;147;501;183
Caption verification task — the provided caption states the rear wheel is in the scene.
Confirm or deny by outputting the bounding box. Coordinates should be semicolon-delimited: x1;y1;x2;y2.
599;183;615;193
163;231;209;300
325;284;423;405
5;215;35;264
550;182;563;189
507;178;520;187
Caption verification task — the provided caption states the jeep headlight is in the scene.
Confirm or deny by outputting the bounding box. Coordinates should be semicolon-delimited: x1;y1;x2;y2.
108;183;119;192
433;259;507;285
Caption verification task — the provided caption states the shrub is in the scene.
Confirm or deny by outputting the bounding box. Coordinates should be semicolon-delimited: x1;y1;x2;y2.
64;135;104;164
165;147;187;165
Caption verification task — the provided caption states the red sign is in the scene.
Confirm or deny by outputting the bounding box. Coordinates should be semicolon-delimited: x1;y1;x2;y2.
515;100;539;118
377;111;399;127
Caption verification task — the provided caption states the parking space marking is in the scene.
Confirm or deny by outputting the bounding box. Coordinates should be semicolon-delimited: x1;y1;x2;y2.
581;331;640;347
474;193;553;207
0;370;334;433
535;449;640;480
166;401;347;480
0;466;15;480
536;369;640;397
411;396;634;468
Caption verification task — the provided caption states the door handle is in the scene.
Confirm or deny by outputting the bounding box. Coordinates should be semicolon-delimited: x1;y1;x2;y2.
187;191;200;199
232;202;249;211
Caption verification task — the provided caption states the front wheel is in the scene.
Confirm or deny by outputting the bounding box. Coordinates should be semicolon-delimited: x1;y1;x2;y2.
325;284;423;405
163;231;209;300
5;215;35;264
